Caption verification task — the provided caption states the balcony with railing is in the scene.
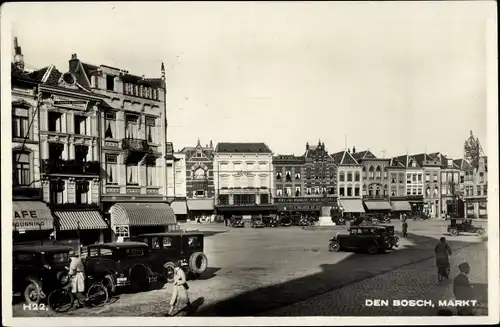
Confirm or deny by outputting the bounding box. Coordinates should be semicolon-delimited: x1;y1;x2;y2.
41;160;100;175
122;138;149;152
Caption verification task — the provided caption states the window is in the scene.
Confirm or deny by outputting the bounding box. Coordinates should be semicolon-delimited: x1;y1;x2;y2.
406;188;411;195
433;174;438;183
100;248;113;258
391;173;396;183
75;181;89;204
295;172;301;180
306;187;311;195
218;194;229;205
259;163;267;170
276;189;283;197
12;107;29;139
362;167;366;179
89;248;99;258
460;175;464;183
433;187;439;197
441;173;447;183
276;172;282;180
368;166;374;179
163;237;172;248
74;115;87;135
50;180;65;204
105;154;118;184
354;187;360;196
417;187;423;195
187;236;201;248
145;117;155;143
233;163;241;171
48;111;62;132
347;172;353;182
146;157;156;186
476;186;481;196
48;143;63;160
114;226;129;238
417;174;422;182
260;194;269;204
125;247;145;257
339;171;345;182
354;171;360;181
479;172;484;183
75;145;88;162
426;187;430;196
383;170;388;180
106;75;115;91
375;166;381;178
425;173;430;182
285;187;292;197
399;173;404;183
412;174;417;182
246;162;254;170
125;114;139;138
152;89;157;100
104;112;116;139
483;185;487;195
339;187;345;197
391;190;396;196
285;170;292;181
407;174;412;184
13;151;30;186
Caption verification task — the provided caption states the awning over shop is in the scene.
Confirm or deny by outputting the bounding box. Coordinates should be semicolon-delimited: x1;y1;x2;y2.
13;201;54;231
110;203;176;227
391;201;412;212
170;201;188;215
53;211;108;231
187;199;214;211
339;199;365;213
364;201;393;211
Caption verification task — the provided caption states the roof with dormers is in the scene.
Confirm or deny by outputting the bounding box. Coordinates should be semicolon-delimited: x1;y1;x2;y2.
387;157;406;169
351;150;377;161
304;141;332;159
215;142;272;153
393;154;421;168
179;139;215;160
330;150;359;166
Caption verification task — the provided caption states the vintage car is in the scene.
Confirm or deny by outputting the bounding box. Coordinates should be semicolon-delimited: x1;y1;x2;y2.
279;215;292;227
127;231;208;282
298;216;314;227
13;244;73;304
230;215;245;228
328;226;393;255
447;218;485;236
263;215;278;227
82;242;157;293
373;225;399;249
250;216;266;228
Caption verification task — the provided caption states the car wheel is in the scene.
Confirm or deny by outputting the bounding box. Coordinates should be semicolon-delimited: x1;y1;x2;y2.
476;228;485;236
103;274;116;294
450;229;459;236
163;262;176;283
189;252;208;275
367;243;379;255
328;241;341;252
23;278;43;304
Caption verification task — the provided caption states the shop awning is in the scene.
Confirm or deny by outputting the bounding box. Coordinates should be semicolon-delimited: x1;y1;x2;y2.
170;201;188;215
364;201;393;211
13;201;54;231
187;199;214;211
339;199;365;213
53;211;108;231
110;203;176;227
391;201;412;212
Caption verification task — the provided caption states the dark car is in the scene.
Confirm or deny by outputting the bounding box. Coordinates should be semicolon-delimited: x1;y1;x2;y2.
230;215;245;228
263;215;279;227
82;242;157;293
250;216;266;228
447;218;485;236
127;231;208;282
279;215;292;227
328;226;392;255
373;225;399;249
13;244;73;304
299;216;314;226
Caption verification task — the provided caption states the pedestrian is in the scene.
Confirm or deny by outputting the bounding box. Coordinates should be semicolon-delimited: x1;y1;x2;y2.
402;220;408;237
435;237;452;283
453;262;475;315
168;261;191;316
399;213;403;221
68;250;86;308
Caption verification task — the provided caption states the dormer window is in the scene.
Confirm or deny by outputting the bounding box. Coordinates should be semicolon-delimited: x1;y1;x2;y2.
106;75;115;91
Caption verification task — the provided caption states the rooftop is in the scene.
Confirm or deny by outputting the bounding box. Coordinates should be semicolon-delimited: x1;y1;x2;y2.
215;142;272;153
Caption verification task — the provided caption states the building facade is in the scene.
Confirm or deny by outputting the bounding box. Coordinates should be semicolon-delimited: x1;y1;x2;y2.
331;149;364;217
74;55;176;239
178;139;216;219
430;153;462;216
213;143;275;217
393;154;425;215
464;156;488;219
166;142;188;220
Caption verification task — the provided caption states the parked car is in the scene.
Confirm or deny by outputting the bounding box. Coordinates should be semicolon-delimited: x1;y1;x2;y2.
328;226;393;255
279;215;292;227
230;215;245;228
263;215;278;227
447;218;485;236
127;231;208;282
82;242;157;293
373;225;399;249
13;244;73;304
250;216;266;228
299;216;313;226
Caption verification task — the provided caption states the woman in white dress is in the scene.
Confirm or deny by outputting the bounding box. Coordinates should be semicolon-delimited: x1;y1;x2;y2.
168;262;191;316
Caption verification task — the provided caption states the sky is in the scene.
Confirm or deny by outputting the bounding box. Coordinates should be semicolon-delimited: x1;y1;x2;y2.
2;1;495;159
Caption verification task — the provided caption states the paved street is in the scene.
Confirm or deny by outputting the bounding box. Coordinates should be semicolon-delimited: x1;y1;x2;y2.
12;220;488;317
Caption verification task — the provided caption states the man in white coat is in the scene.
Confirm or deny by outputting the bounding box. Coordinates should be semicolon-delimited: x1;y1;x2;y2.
68;250;86;307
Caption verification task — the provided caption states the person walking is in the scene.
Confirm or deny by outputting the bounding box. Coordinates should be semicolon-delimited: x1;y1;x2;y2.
68;250;86;308
402;220;408;237
168;262;191;316
435;237;452;283
453;262;475;315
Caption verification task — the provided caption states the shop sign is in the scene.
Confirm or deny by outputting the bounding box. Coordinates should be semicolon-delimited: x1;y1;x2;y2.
14;210;38;219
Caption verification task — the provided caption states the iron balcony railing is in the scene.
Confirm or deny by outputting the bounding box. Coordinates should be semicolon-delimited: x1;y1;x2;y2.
122;138;149;152
41;160;100;175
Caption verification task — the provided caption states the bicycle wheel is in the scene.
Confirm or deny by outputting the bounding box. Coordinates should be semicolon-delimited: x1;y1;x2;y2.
47;288;73;313
86;283;108;307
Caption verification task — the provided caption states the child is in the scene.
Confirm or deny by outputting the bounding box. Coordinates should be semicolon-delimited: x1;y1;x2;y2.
453;262;474;315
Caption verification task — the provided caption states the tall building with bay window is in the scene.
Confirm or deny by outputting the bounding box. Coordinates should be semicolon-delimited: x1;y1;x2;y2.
73;55;177;239
464;156;488;219
213;142;275;218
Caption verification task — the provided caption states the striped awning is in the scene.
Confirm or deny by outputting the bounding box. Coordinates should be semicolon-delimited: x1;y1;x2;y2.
339;199;365;213
110;203;176;227
53;211;108;231
391;201;412;212
170;201;188;215
364;201;393;211
187;199;214;211
13;201;54;231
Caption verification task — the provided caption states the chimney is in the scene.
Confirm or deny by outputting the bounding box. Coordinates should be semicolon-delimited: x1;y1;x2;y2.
13;37;24;71
348;148;351;154
209;140;213;148
161;62;166;80
69;53;79;73
306;142;309;150
352;146;356;154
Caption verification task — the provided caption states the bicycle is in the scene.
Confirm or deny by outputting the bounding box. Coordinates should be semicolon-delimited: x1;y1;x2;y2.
47;277;109;313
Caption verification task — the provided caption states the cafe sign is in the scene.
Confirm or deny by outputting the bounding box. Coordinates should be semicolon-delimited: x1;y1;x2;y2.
13;210;46;229
52;95;89;111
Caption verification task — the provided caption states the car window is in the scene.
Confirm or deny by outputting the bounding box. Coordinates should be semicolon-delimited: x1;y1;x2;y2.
350;229;357;235
89;248;99;257
187;236;201;248
362;228;374;235
49;252;69;263
163;237;172;248
152;237;160;249
125;247;145;257
16;253;36;263
100;248;113;257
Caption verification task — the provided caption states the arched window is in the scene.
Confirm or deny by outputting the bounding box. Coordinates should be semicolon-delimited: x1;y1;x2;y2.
194;168;206;180
368;166;374;178
339;171;345;182
354;171;360;181
362;166;367;178
426;187;431;196
375;166;381;178
433;187;439;196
